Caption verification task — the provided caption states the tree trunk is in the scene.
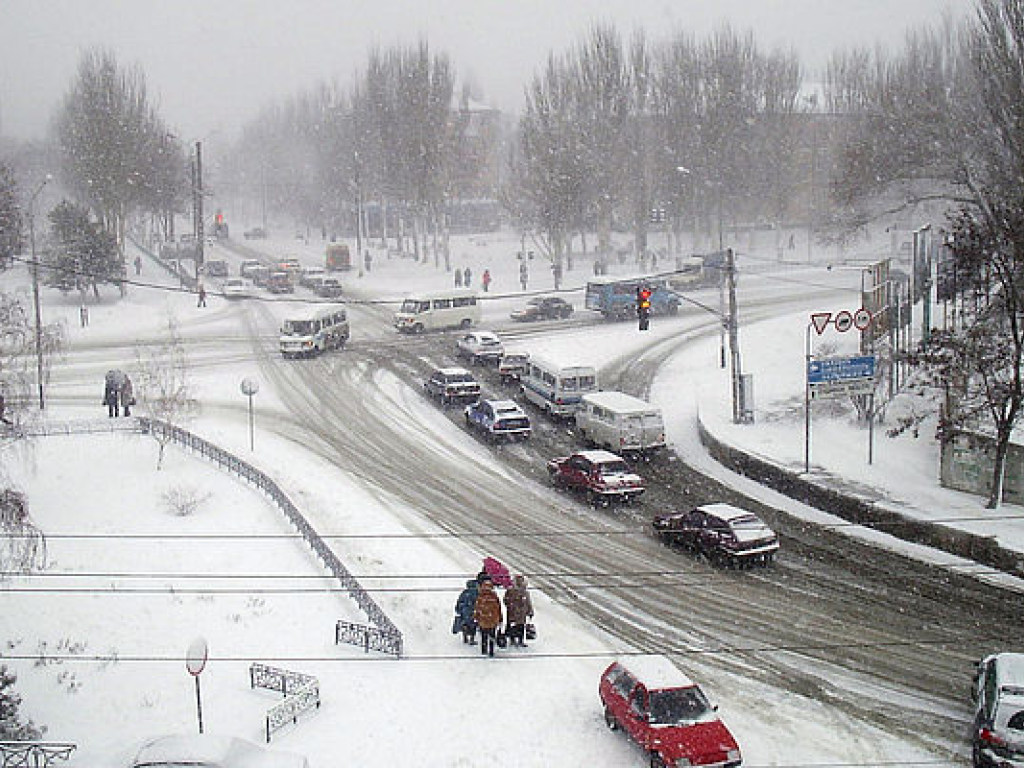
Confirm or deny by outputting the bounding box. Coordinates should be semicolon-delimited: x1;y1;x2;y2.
987;430;1011;509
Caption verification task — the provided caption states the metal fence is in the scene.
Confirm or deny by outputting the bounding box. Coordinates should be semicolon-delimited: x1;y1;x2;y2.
19;416;403;657
0;741;76;767
249;663;320;743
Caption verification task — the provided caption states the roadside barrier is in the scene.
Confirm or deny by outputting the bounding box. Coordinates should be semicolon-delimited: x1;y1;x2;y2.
249;663;320;743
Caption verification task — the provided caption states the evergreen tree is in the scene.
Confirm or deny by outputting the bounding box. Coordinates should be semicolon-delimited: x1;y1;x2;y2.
0;665;43;740
0;162;22;270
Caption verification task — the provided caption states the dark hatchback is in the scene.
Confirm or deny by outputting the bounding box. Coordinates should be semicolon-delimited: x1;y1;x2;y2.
653;502;779;567
510;296;574;322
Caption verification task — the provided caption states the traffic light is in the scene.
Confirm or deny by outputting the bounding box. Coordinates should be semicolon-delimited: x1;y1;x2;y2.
637;287;652;331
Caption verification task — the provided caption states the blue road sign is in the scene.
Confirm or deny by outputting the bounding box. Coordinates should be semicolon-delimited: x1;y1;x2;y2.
807;355;876;385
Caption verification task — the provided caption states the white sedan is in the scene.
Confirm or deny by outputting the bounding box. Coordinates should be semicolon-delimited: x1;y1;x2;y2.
455;330;504;365
222;278;252;299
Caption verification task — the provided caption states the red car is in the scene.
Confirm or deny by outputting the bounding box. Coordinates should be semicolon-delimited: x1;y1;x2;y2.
547;449;645;504
600;657;742;768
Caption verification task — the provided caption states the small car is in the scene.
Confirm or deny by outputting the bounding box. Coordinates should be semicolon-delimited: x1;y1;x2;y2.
652;503;779;567
498;352;530;385
972;652;1024;767
243;227;268;239
316;278;343;298
299;267;326;288
239;259;262;278
510;296;574;322
455;331;505;365
267;271;294;294
277;257;302;273
221;278;251;299
424;366;481;406
599;657;742;768
204;259;228;277
130;733;309;768
547;449;645;504
464;399;532;441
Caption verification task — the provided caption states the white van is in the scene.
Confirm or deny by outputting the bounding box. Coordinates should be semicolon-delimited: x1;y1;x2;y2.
279;304;350;358
393;289;480;333
520;355;598;418
575;390;665;453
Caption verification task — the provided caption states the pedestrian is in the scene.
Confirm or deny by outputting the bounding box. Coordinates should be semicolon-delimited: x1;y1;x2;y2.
364;250;373;273
473;579;503;657
103;370;120;418
79;305;89;327
463;267;472;288
482;269;492;293
552;261;562;291
519;262;528;291
454;268;463;288
119;375;135;417
197;282;207;308
134;255;142;275
454;579;479;645
503;574;534;647
0;393;11;426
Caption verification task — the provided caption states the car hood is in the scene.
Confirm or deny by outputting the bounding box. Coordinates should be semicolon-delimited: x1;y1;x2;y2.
650;719;739;765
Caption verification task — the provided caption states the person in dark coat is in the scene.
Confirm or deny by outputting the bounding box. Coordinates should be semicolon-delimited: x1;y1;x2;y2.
119;375;135;417
463;267;472;287
454;579;479;644
103;370;121;418
473;580;503;657
504;574;534;647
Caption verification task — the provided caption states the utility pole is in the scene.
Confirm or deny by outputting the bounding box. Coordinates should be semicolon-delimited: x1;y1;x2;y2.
29;175;51;410
193;141;204;282
725;247;746;423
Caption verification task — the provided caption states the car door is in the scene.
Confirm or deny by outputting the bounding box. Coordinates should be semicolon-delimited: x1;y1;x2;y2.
622;684;651;748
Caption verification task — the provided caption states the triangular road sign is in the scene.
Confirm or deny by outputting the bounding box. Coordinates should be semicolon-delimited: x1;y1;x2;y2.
811;312;832;335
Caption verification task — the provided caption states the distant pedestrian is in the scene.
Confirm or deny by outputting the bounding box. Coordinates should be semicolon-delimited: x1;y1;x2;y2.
552;261;563;291
134;255;142;275
503;574;534;647
519;262;528;291
79;305;89;327
0;394;11;426
454;579;479;645
120;375;135;417
103;370;121;418
463;267;472;288
364;250;373;273
197;283;207;308
482;269;492;293
454;268;463;288
473;580;503;657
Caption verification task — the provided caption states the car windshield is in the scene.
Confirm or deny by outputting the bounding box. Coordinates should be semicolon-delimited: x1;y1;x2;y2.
648;686;712;726
400;299;429;313
496;405;519;415
730;514;765;530
450;374;475;383
598;460;630;475
282;320;314;336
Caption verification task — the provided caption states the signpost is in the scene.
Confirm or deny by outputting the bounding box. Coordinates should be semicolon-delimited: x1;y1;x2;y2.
240;378;259;451
186;637;209;734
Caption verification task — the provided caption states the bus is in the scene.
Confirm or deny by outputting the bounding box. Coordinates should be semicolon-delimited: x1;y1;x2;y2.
520;355;598;418
279;304;350;358
393;289;480;333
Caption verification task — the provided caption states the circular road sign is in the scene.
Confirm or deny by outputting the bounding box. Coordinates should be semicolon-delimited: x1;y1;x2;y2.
834;310;854;332
854;307;873;330
186;637;208;677
240;378;260;397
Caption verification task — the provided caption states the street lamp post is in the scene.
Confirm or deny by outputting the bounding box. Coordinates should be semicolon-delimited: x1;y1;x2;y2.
29;175;52;410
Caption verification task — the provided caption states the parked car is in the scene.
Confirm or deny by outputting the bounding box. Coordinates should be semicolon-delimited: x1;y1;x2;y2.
464;399;532;441
510;295;574;322
599;657;742;768
424;366;481;406
547;449;645;504
455;331;505;365
221;278;251;299
205;259;228;277
316;277;343;298
498;352;530;385
652;503;779;567
972;652;1024;768
266;270;294;294
239;259;262;278
130;733;309;768
243;227;268;239
299;267;326;288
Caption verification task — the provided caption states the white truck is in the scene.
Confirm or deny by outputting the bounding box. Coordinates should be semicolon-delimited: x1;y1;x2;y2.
574;391;665;454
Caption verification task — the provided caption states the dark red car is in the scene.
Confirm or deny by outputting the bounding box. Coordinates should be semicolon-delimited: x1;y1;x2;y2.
547;449;645;504
652;503;779;567
600;657;742;768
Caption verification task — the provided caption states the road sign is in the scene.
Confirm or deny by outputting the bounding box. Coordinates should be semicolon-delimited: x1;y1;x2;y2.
810;378;876;399
810;312;831;334
853;307;872;330
835;310;853;332
807;355;876;385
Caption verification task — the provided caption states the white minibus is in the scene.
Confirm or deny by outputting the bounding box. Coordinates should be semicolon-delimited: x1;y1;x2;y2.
575;390;665;453
279;304;350;358
393;289;480;333
520;355;598;418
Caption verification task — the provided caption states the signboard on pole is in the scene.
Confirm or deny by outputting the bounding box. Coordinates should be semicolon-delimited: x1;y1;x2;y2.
807;355;876;400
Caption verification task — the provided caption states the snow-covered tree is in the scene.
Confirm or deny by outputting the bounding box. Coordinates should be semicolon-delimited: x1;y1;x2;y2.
0;665;43;740
46;200;121;298
0;162;22;271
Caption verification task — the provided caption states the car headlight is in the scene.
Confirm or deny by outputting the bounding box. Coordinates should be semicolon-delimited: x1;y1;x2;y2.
726;748;741;762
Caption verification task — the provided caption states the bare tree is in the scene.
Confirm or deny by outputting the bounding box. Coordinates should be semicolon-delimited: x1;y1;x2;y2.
135;316;198;470
0;292;64;427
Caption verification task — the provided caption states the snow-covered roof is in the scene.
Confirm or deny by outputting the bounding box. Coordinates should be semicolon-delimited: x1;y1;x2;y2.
582;390;659;414
618;655;695;690
698;502;759;524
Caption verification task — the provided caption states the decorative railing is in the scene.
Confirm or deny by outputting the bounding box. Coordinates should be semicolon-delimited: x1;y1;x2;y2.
336;619;404;657
249;663;320;743
0;741;76;767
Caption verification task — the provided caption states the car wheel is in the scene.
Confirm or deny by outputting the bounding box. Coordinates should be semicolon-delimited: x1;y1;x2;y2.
413;323;425;334
650;754;667;768
604;706;618;731
460;318;472;329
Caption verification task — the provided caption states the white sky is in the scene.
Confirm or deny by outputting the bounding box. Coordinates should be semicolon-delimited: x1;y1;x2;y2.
1;0;968;143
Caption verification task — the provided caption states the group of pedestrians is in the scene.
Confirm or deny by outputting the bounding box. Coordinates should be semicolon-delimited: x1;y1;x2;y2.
452;266;493;292
453;560;534;658
102;369;134;418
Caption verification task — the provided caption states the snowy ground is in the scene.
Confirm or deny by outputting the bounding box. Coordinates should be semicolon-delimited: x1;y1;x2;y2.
1;224;997;766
